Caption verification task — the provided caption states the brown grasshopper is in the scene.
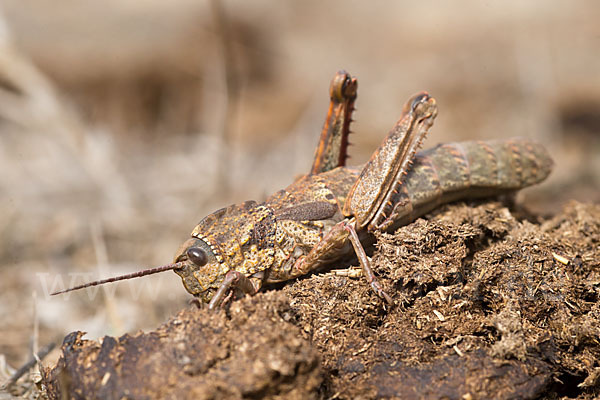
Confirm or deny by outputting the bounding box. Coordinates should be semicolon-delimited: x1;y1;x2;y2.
52;71;553;309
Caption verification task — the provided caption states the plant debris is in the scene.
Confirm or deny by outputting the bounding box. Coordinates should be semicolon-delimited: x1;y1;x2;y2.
44;200;600;399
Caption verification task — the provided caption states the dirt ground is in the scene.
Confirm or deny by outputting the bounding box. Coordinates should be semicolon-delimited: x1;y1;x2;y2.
35;200;600;399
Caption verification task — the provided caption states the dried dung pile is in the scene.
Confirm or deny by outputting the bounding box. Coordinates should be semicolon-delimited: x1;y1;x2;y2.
44;201;600;399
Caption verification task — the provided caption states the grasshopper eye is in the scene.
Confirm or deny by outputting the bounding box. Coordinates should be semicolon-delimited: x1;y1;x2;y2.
187;247;208;266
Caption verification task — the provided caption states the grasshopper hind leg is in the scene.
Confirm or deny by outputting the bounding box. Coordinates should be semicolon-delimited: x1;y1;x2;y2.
343;221;393;303
334;93;439;303
310;70;357;175
343;93;438;230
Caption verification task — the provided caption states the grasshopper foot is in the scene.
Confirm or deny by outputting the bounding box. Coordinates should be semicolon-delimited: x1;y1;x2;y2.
370;280;393;304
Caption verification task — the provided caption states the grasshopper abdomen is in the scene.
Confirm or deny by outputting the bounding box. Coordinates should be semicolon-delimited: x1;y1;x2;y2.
375;138;553;229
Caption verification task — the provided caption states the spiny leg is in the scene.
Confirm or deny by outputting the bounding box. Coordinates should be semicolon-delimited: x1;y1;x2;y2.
343;93;438;230
329;93;439;303
310;70;357;175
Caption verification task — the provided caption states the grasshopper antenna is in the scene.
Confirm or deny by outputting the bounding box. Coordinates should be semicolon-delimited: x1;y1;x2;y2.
50;262;185;296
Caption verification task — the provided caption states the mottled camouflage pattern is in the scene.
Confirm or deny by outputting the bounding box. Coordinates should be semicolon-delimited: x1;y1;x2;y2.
53;71;552;305
174;201;275;302
174;137;552;302
370;138;553;230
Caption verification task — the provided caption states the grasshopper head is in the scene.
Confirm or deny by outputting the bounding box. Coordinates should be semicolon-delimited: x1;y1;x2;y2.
173;237;226;303
173;201;276;303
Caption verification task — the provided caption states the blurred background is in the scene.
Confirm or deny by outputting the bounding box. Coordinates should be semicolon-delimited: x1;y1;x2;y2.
0;0;599;384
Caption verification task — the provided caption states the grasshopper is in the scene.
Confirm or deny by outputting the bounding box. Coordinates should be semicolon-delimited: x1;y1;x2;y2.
52;71;553;309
